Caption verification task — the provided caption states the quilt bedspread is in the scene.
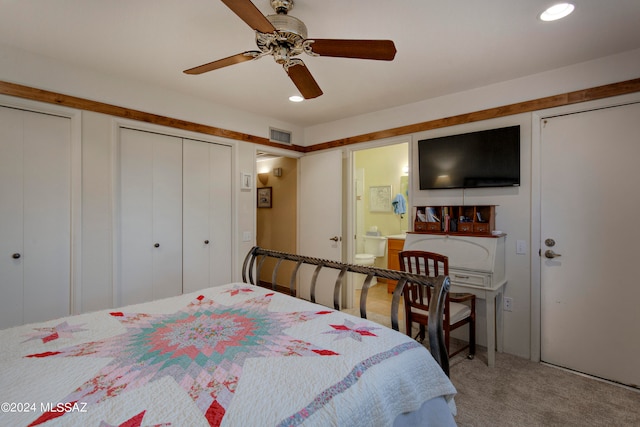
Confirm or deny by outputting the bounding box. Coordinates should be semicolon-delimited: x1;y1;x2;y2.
0;283;456;426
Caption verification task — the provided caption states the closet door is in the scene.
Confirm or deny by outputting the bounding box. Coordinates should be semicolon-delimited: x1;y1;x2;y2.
0;106;71;329
119;128;182;306
183;139;232;293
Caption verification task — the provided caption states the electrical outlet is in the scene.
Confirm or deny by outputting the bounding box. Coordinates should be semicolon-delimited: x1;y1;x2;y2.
504;297;513;312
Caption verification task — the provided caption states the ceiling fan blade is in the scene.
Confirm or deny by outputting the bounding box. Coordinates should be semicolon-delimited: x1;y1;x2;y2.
220;0;276;33
286;61;323;99
306;39;397;61
184;51;260;74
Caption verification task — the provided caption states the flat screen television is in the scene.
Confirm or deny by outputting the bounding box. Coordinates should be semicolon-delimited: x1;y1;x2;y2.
418;125;520;189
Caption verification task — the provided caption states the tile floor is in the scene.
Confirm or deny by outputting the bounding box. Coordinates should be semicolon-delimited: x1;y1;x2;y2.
354;282;405;320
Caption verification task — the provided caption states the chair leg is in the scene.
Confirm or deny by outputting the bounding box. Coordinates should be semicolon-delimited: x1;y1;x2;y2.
468;316;476;360
418;324;426;342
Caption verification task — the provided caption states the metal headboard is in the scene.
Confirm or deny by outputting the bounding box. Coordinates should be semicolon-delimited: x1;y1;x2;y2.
241;246;451;375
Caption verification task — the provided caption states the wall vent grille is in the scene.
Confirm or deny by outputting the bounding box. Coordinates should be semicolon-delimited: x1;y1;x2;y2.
269;127;292;145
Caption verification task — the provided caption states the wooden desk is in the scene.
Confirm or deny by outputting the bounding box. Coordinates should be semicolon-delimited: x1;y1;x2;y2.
450;279;506;367
403;233;507;367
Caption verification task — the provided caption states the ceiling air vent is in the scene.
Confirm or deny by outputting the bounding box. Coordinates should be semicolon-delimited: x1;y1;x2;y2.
269;127;292;145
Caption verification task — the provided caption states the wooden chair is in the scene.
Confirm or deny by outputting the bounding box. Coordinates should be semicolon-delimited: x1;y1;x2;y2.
399;250;476;359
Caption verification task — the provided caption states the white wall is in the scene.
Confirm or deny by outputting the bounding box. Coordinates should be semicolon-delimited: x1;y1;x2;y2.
1;42;304;313
81;111;114;312
0;95;290;314
0;42;304;144
302;48;639;359
411;114;532;358
304;49;640;146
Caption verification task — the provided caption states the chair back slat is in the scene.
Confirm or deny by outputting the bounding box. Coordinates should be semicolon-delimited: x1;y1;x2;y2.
398;249;475;362
399;250;449;311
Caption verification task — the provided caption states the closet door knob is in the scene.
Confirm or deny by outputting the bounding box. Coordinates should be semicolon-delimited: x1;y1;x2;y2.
12;253;21;259
154;243;160;248
204;240;210;244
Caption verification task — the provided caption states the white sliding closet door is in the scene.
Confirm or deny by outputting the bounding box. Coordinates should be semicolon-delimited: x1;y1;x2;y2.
119;128;182;306
183;139;232;292
0;106;71;329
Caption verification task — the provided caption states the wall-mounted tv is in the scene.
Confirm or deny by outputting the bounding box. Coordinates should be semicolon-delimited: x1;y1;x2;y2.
418;125;520;190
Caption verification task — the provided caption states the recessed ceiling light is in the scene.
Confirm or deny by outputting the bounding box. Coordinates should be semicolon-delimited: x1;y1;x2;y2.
540;3;575;21
289;95;304;102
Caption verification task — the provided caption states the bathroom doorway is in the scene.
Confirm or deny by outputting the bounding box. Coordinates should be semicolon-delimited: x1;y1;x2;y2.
352;142;409;314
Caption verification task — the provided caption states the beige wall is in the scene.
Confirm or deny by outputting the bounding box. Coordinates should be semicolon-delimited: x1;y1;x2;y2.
256;156;298;286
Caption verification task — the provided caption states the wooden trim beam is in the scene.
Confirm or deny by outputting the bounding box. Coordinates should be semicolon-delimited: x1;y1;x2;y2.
305;78;640;152
2;78;639;154
0;80;307;153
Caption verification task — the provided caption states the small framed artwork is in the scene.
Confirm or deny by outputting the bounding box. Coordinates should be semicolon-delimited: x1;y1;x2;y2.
369;185;392;212
257;187;272;208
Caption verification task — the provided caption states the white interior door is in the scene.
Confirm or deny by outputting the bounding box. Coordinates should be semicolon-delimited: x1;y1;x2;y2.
540;102;640;388
183;139;232;293
0;106;71;328
119;128;182;306
0;106;24;328
206;143;232;286
299;150;343;307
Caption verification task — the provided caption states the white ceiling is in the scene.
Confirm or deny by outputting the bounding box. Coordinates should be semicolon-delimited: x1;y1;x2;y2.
1;0;639;128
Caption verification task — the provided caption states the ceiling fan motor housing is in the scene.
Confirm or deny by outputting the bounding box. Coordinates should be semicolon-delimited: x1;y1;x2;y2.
259;13;307;63
270;0;294;14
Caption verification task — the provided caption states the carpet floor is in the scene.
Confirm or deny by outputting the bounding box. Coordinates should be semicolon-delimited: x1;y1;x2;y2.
342;308;640;426
450;349;640;427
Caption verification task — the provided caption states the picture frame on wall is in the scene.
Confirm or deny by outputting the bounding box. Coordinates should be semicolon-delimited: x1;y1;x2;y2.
369;185;392;212
257;187;272;208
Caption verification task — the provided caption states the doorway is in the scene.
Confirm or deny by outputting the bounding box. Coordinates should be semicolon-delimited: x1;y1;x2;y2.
255;152;298;289
351;142;409;313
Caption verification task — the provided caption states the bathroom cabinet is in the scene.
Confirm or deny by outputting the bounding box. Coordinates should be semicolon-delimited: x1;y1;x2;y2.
386;237;405;293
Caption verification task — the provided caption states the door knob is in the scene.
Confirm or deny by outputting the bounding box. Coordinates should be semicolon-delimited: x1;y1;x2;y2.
154;243;160;248
12;253;21;259
544;249;561;259
329;236;341;242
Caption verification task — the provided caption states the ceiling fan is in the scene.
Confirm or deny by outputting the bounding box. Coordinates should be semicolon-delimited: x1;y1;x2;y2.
184;0;397;99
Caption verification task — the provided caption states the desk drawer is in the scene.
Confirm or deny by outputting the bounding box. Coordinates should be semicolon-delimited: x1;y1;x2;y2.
449;270;490;287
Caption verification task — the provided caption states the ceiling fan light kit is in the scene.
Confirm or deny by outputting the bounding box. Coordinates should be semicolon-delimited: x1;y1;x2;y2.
184;0;397;99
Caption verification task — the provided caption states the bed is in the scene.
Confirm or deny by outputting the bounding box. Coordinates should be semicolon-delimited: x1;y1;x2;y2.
0;247;456;426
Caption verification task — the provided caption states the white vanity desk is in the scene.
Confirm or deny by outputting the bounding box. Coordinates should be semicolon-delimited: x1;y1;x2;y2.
403;233;507;367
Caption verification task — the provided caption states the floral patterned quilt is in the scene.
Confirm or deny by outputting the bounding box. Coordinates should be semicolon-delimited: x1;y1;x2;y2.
0;283;455;426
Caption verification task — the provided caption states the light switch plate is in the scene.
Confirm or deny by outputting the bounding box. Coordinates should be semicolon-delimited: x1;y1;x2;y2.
516;240;527;254
240;172;252;191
